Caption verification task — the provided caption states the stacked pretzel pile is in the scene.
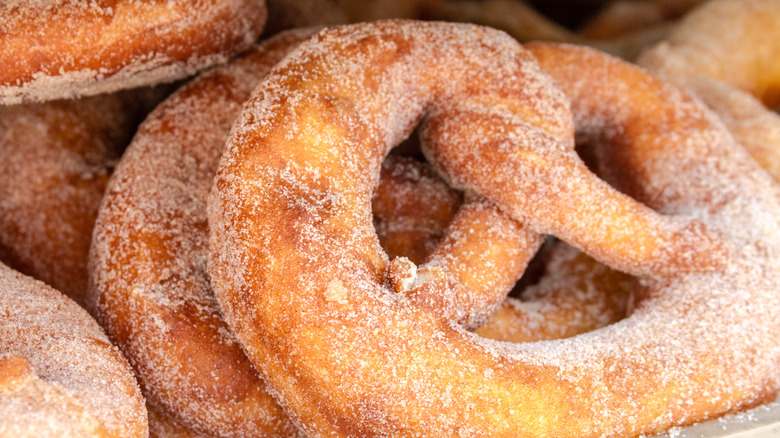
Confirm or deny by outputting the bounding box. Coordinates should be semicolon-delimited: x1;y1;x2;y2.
1;1;779;437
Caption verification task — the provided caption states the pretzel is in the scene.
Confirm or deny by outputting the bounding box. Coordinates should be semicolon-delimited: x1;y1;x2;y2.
0;0;267;104
0;89;164;311
207;21;747;436
638;0;780;181
90;29;316;437
92;25;584;436
0;263;146;437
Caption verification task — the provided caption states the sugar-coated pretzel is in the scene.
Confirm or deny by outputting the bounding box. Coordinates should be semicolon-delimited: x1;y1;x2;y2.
0;89;164;312
638;0;780;182
94;26;551;436
0;262;146;438
0;0;267;105
208;21;748;437
90;30;317;438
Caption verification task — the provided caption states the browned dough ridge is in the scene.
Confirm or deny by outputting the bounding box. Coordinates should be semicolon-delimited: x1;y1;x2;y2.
0;0;267;104
90;29;316;438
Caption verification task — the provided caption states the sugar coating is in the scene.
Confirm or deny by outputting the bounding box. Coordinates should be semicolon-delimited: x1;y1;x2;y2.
209;21;780;437
88;30;317;437
0;89;163;311
0;262;146;437
0;0;267;104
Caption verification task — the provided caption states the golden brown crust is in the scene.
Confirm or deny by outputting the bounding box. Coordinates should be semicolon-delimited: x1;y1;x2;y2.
0;263;147;438
0;89;163;312
89;30;316;438
0;0;267;104
208;21;771;437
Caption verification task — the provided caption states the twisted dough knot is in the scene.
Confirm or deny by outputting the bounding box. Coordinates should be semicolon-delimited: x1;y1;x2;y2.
209;20;779;437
